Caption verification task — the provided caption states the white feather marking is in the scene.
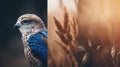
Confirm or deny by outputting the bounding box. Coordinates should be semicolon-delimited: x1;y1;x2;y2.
111;46;116;58
88;39;92;47
78;45;86;52
96;45;102;50
82;52;89;64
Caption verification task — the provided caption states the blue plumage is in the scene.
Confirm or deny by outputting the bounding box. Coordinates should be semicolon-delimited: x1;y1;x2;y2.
27;30;48;67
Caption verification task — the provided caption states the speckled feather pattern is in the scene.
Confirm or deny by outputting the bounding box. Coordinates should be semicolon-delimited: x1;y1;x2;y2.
15;14;48;67
22;30;47;67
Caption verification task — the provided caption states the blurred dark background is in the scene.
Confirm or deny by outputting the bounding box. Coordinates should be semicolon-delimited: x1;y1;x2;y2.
0;0;47;67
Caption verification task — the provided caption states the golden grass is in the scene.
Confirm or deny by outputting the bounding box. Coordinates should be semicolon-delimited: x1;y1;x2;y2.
53;7;78;67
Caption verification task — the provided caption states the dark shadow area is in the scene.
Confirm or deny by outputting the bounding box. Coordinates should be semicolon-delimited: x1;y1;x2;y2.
0;0;47;67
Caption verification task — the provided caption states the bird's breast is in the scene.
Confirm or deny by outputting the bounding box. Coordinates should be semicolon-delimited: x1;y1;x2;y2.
24;44;41;67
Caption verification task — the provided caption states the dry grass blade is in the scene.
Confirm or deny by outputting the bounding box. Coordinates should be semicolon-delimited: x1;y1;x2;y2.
70;18;78;40
66;23;70;33
66;33;72;41
53;7;78;67
54;17;64;33
72;18;77;35
55;41;69;53
63;8;69;32
55;31;69;44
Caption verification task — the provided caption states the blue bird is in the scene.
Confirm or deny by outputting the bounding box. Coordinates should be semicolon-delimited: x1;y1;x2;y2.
14;14;48;67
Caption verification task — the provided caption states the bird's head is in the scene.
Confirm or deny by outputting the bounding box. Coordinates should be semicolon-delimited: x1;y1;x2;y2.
14;14;46;37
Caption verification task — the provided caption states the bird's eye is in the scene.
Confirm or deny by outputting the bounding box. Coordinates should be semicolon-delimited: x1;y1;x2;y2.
22;20;31;24
23;20;28;23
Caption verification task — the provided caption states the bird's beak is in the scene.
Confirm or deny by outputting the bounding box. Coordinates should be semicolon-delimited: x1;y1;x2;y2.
14;23;21;28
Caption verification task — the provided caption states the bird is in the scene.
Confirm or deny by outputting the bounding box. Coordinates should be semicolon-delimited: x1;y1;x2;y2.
14;14;48;67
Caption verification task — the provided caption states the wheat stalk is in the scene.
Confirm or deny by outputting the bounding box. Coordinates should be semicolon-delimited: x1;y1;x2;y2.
53;7;78;67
